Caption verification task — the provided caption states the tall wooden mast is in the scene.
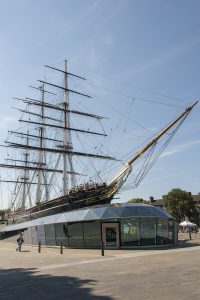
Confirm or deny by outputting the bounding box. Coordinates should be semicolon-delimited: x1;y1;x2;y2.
62;60;75;195
128;101;198;165
35;83;49;204
21;133;30;209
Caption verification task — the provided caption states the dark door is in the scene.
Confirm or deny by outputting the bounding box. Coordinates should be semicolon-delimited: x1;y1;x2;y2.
102;223;119;248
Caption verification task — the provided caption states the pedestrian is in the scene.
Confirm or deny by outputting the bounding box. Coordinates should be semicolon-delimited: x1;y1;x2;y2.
16;233;24;252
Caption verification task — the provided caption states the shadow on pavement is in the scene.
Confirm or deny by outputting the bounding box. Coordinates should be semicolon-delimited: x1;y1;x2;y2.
177;240;200;248
0;268;113;300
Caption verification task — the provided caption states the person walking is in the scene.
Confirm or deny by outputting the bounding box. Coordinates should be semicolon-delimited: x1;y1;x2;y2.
16;233;24;252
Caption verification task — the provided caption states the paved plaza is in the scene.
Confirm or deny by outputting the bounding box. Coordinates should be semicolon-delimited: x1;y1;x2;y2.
0;236;200;300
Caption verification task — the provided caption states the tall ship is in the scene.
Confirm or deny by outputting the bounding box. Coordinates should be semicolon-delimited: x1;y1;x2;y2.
0;61;198;225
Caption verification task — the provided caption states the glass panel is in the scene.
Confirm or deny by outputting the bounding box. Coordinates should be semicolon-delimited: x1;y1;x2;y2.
83;220;101;248
20;229;31;244
140;217;156;246
45;224;56;245
55;223;68;246
37;225;46;245
68;222;84;247
2;231;19;243
168;220;175;244
106;228;117;247
26;228;32;244
157;218;169;244
31;226;38;245
23;229;28;244
121;218;140;246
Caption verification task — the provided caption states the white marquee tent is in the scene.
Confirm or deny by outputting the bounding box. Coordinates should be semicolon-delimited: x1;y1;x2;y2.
179;220;196;227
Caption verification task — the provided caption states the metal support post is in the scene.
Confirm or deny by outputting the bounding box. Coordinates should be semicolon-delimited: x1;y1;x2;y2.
60;242;63;254
38;241;41;253
101;240;104;256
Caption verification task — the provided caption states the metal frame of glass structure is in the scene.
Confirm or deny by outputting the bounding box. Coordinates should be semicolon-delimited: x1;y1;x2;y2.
0;203;177;248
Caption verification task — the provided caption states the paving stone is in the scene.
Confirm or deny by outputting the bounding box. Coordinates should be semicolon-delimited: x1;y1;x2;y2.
0;237;200;299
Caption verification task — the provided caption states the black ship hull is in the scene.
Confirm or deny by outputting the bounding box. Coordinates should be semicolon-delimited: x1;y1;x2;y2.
7;182;119;225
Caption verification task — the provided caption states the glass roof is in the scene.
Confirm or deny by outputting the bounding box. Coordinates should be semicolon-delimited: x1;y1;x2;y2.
1;203;174;232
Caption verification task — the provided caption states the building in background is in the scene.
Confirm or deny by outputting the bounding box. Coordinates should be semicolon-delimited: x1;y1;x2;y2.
144;194;200;213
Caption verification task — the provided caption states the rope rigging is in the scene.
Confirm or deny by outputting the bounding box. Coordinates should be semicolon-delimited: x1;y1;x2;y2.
121;113;189;191
1;61;197;213
85;70;189;104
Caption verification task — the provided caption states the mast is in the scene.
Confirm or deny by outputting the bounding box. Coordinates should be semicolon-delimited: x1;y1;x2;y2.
0;61;116;211
108;101;198;185
35;83;47;204
63;60;70;195
38;61;93;196
128;101;198;165
21;133;31;209
1;60;197;215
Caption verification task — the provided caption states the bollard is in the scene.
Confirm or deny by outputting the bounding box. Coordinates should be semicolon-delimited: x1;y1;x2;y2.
101;240;104;256
38;241;41;253
60;242;63;254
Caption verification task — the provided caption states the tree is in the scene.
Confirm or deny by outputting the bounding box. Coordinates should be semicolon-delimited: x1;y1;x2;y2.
128;198;143;203
163;188;198;224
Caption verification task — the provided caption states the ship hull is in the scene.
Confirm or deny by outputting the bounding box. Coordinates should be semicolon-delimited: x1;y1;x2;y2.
7;183;119;225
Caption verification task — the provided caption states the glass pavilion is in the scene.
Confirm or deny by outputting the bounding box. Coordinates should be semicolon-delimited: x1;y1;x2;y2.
1;203;177;248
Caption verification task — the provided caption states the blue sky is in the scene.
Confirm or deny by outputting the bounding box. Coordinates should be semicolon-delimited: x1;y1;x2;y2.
0;0;199;208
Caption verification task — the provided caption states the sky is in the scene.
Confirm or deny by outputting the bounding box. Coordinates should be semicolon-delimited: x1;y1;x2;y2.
0;0;199;208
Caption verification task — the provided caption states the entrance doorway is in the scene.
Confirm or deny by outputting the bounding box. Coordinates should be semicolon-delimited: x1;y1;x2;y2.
102;223;120;248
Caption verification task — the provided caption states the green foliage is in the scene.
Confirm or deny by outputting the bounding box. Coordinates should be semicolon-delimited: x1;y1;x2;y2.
128;198;143;203
163;188;198;224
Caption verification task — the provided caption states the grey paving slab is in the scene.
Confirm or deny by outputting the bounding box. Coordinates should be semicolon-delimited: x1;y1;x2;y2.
0;239;200;299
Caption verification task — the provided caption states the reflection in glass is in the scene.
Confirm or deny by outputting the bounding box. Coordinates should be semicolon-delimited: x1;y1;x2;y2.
168;220;175;244
26;228;32;244
68;222;84;247
106;227;117;246
121;218;140;246
83;221;101;248
31;226;38;245
55;223;68;246
140;217;156;246
45;224;56;245
37;225;46;245
157;218;168;244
